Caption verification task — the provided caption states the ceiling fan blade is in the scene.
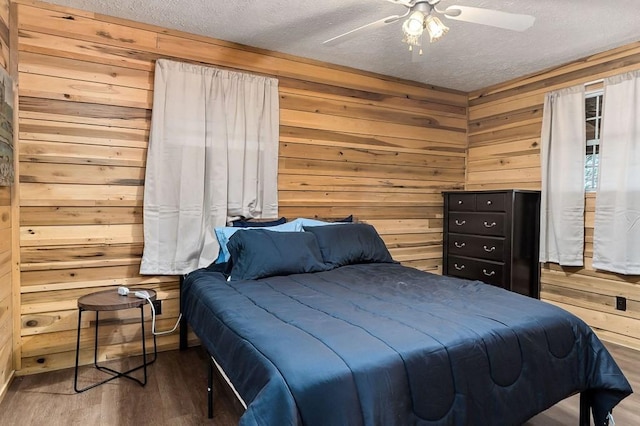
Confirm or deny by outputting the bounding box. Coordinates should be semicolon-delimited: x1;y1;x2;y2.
323;14;404;46
386;0;414;6
443;5;535;31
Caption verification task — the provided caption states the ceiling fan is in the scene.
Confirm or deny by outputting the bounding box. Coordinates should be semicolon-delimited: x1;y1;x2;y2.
324;0;535;55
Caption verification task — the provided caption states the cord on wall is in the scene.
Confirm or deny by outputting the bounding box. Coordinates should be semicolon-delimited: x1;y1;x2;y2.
117;286;182;336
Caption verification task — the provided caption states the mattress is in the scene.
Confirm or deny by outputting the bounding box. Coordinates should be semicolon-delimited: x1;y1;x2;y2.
182;262;632;425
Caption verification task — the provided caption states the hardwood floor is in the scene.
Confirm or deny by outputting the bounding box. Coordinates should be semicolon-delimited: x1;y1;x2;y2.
0;347;241;426
0;343;637;425
525;342;639;426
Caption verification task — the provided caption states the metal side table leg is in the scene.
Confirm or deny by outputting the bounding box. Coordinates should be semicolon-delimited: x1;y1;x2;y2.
73;308;84;393
92;306;156;386
140;304;148;385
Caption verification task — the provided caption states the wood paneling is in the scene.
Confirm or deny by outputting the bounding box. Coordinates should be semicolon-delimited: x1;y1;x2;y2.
13;0;467;373
0;0;12;405
0;0;8;71
0;187;12;400
467;42;640;350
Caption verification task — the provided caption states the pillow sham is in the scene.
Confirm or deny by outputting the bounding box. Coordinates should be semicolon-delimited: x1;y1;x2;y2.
214;221;302;263
290;215;353;228
204;261;228;274
303;223;394;268
231;216;287;228
226;229;330;281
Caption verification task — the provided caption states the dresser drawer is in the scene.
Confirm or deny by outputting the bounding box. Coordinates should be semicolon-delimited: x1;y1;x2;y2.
448;212;507;236
446;256;506;287
448;193;475;211
476;193;506;212
447;234;505;261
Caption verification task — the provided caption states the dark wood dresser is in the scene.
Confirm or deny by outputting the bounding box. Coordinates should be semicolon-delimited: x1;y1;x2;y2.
442;190;541;298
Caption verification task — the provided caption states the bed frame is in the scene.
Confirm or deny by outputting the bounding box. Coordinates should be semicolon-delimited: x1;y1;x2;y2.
178;276;601;426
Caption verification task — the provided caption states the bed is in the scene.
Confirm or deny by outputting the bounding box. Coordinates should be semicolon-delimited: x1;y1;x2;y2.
180;223;632;425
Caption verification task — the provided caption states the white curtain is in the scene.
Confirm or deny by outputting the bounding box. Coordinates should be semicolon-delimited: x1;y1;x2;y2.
539;85;586;266
140;59;279;275
593;71;640;274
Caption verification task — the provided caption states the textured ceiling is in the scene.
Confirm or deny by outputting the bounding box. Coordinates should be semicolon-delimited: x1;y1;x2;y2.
44;0;640;92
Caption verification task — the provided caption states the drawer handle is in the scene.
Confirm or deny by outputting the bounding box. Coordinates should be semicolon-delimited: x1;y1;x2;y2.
455;220;466;226
454;263;465;271
457;200;463;205
486;200;492;205
454;242;466;248
482;269;496;277
483;221;497;228
483;245;496;253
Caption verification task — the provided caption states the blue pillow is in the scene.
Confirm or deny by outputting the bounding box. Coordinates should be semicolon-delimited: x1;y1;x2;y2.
303;223;394;268
290;216;353;228
226;230;330;281
214;221;303;263
231;217;287;228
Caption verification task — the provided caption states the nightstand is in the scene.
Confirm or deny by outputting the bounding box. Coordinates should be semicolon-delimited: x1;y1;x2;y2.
73;288;158;392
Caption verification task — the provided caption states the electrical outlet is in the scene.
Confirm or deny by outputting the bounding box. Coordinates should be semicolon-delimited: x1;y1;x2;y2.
152;300;162;315
615;296;627;311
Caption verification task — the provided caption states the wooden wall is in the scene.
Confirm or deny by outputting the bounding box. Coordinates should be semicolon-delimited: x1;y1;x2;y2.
0;193;12;397
0;0;13;402
467;42;640;350
12;0;467;373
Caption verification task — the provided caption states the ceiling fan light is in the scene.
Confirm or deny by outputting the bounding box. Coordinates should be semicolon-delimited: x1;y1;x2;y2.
403;32;422;48
402;11;425;37
425;15;449;42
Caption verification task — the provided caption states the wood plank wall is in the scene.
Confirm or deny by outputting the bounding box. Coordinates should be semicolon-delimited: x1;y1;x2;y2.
0;0;13;402
467;41;640;351
12;0;467;374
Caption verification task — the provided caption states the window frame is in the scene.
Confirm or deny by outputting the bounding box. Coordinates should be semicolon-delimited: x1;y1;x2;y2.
584;89;603;192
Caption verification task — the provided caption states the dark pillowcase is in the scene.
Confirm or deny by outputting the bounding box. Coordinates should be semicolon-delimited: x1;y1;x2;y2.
303;223;394;268
336;215;353;223
204;261;229;274
231;217;287;228
226;229;330;281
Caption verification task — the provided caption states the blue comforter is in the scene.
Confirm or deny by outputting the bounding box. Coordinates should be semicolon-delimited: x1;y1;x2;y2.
182;263;632;425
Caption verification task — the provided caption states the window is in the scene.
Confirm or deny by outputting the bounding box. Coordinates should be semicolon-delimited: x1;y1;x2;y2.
585;91;603;191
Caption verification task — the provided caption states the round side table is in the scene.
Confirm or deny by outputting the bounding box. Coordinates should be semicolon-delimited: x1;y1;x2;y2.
73;288;158;393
